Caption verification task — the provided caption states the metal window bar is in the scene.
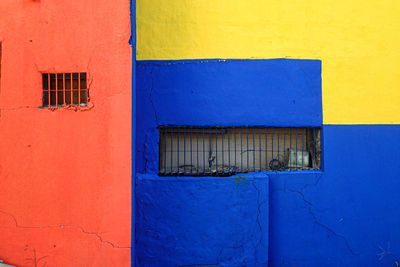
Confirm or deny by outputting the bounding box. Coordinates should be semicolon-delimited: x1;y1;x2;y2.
159;126;321;176
283;128;286;170
228;128;230;172
252;128;255;172
246;127;249;172
259;128;261;171
42;72;88;108
190;127;193;174
215;127;218;173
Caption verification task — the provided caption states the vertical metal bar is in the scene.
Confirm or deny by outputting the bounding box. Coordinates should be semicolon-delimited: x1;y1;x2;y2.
307;128;310;170
63;73;66;106
246;127;249;172
48;74;51;107
177;127;180;174
183;127;186;174
313;128;317;170
196;128;199;174
170;127;173;174
277;128;280;170
252;128;255;172
78;73;81;106
222;127;224;173
190;127;193;174
289;128;292;171
271;128;274;164
164;127;167;174
240;127;243;172
265;128;268;170
70;73;73;106
55;73;58;107
228;128;231;172
215;127;218;173
301;129;304;170
209;127;212;173
259;128;261;171
86;73;88;104
283;128;286;171
295;128;298;170
234;127;237;172
203;128;205;174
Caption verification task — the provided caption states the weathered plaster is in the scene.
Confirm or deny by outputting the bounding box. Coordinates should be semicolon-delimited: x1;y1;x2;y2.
136;0;400;125
136;174;269;266
136;59;400;266
0;1;132;266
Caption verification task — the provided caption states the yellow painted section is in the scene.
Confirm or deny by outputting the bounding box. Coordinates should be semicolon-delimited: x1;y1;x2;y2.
137;0;400;124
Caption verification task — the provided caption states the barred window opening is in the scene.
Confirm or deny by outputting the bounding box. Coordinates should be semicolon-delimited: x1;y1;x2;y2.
159;126;321;176
42;72;88;107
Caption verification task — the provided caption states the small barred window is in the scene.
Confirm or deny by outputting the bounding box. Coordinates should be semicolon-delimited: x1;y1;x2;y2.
159;126;321;176
42;73;88;107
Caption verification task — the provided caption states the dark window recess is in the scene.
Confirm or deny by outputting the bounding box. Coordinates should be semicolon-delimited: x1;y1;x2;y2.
159;126;322;176
42;72;88;107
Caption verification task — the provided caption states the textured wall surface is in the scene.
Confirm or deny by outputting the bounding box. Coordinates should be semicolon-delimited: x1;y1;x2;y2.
268;125;400;266
136;59;323;266
136;59;322;174
0;1;132;266
136;174;269;267
137;0;400;125
136;58;400;266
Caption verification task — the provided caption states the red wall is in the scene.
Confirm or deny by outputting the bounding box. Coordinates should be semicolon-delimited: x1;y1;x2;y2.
0;1;131;266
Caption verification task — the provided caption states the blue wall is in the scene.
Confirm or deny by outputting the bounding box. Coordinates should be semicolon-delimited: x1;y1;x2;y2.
267;125;400;266
136;59;322;174
136;174;269;266
135;59;400;266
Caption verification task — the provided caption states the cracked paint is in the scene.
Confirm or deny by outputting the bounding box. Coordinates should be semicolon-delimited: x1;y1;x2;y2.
0;210;130;250
148;67;158;125
136;174;269;266
135;58;321;266
287;189;359;256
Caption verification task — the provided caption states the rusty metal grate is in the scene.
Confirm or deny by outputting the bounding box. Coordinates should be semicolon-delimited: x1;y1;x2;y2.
42;72;88;107
159;126;322;176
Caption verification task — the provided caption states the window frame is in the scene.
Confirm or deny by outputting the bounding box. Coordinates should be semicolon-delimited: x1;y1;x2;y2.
158;126;322;176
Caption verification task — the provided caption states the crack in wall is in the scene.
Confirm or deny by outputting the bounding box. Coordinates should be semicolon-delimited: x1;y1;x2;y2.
25;248;48;267
212;178;267;266
299;175;322;191
0;210;130;250
0;106;37;110
149;67;158;125
287;189;359;256
251;179;265;260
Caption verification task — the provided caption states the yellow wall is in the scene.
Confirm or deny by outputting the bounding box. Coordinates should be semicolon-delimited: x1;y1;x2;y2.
137;0;400;124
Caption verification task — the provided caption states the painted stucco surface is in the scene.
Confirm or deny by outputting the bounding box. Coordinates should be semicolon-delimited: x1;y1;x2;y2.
135;59;317;266
0;1;132;266
136;174;269;266
136;60;400;266
267;125;400;266
136;59;322;174
137;0;400;125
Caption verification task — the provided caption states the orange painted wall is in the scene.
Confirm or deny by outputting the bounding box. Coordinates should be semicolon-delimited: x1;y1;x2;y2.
0;1;131;266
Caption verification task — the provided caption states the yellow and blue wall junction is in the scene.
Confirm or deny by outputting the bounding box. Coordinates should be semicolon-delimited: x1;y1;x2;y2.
134;1;400;266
